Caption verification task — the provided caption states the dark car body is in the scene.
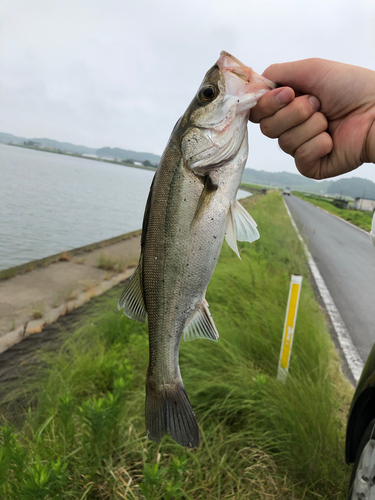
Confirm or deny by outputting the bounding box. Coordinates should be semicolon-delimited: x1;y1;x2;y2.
346;343;375;464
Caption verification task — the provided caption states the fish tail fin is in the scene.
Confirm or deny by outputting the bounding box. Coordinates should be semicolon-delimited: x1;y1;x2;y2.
145;376;200;448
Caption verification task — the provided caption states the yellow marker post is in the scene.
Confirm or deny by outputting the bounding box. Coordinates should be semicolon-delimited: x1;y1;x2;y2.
277;275;302;383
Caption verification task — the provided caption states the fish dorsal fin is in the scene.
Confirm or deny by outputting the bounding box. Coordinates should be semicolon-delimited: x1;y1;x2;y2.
225;201;260;259
118;258;147;322
183;300;219;342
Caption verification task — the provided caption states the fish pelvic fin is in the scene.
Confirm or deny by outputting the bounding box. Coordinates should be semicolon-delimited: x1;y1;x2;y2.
224;200;260;258
145;377;200;448
117;258;147;322
183;300;219;342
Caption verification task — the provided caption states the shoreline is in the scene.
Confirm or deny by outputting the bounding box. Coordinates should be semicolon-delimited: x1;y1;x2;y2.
0;229;141;281
1;141;158;172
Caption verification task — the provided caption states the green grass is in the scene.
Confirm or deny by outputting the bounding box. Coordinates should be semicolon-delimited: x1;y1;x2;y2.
96;254;127;272
240;182;267;192
294;192;373;231
0;192;353;499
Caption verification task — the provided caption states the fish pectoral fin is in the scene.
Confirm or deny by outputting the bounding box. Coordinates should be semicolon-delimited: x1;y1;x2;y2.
225;203;240;259
117;259;147;322
224;201;260;259
233;200;260;243
183;300;219;342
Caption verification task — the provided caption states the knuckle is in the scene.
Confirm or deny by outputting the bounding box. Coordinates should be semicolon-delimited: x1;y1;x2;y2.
251;93;275;123
264;64;279;77
278;132;295;155
295;142;311;163
294;99;312;123
322;132;333;152
260;119;275;138
316;112;328;130
250;111;261;124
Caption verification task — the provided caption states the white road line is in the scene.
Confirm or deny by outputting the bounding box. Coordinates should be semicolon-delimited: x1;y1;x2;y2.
283;199;364;383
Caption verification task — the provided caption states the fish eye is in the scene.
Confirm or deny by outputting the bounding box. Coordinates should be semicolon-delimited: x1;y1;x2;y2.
199;86;217;102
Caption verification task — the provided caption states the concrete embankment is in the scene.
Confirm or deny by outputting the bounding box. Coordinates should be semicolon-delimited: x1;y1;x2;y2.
0;231;141;354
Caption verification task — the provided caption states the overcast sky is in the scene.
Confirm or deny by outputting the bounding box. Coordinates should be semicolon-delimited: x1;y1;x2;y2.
1;0;375;182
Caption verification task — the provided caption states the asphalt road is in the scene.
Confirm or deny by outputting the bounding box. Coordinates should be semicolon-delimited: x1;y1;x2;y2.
284;195;375;363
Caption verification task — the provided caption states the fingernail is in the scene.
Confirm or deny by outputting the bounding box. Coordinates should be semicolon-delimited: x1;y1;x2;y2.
309;95;320;110
275;88;293;105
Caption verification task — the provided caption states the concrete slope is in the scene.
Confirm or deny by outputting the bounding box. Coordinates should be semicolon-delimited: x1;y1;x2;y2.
0;234;141;353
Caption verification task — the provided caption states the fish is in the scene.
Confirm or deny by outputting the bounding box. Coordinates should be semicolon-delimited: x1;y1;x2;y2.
118;51;275;448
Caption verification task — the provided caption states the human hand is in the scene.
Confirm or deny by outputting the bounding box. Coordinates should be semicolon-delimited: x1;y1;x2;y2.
250;59;375;179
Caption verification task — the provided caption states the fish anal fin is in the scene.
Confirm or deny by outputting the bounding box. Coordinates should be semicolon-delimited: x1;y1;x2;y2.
117;259;147;322
183;300;219;342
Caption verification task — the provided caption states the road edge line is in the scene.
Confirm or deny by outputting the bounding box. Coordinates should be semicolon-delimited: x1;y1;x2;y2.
283;198;364;383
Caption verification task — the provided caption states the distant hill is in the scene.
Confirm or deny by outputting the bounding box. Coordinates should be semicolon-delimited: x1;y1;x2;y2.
242;168;375;199
326;177;375;199
0;132;97;155
242;168;331;194
96;147;160;164
0;132;161;164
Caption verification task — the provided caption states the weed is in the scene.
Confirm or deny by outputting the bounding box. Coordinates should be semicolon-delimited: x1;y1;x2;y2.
31;308;44;320
59;252;71;262
81;280;99;292
96;254;127;272
65;290;79;302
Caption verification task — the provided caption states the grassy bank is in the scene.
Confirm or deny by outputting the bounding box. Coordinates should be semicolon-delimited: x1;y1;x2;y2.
0;192;353;499
294;192;373;231
240;182;267;193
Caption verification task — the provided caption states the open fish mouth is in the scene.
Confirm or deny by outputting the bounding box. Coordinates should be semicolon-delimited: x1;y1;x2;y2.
217;50;275;101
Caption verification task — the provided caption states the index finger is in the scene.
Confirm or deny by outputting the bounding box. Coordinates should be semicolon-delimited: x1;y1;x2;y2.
250;87;295;124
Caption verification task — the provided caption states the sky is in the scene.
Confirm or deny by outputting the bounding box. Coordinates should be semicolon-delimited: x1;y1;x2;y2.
1;0;375;182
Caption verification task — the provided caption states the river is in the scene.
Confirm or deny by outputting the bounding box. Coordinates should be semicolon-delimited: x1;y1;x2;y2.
0;143;251;271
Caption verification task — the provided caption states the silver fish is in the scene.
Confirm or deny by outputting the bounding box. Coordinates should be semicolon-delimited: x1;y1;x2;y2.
118;52;274;448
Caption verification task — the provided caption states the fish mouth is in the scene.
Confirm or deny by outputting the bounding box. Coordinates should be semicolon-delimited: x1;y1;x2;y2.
217;51;275;102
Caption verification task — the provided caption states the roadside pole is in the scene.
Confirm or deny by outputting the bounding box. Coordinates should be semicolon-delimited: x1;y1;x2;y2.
277;275;303;383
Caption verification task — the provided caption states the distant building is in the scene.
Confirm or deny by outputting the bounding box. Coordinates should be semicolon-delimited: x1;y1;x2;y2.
23;141;41;147
354;197;375;211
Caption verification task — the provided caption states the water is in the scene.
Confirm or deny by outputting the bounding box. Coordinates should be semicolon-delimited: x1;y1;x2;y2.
0;143;251;270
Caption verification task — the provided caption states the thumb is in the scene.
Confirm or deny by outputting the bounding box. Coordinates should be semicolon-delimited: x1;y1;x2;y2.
262;58;333;95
